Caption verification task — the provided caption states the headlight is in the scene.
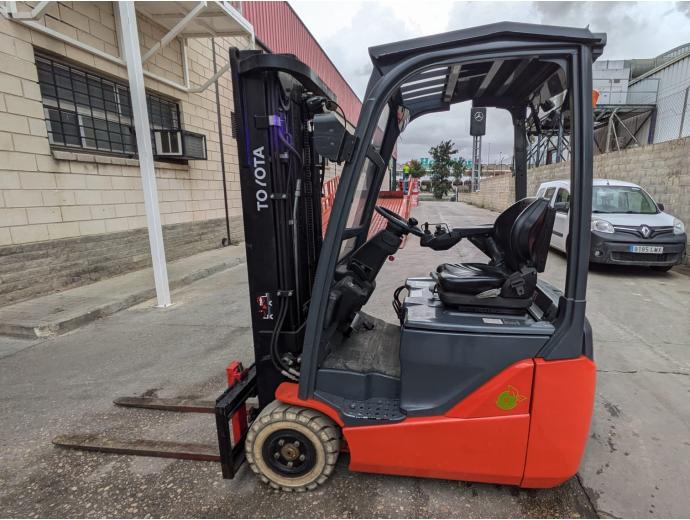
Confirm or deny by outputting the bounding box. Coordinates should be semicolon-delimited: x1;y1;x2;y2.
591;218;614;234
673;218;685;235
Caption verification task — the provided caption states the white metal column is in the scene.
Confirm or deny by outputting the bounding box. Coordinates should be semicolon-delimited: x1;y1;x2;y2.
117;1;171;307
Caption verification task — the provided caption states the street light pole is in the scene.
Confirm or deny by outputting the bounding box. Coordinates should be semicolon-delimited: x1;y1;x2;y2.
487;142;491;171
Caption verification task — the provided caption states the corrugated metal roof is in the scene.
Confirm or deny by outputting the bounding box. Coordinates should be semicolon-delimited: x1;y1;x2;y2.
240;1;362;123
630;50;690;86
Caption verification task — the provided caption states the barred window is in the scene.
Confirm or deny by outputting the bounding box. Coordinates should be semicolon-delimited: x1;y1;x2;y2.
36;53;180;156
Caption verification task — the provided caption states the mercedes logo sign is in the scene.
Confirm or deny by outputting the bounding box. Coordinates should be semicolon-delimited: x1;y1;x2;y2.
470;107;486;136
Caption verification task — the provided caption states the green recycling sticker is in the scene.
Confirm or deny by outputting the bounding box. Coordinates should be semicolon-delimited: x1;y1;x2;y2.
496;385;527;411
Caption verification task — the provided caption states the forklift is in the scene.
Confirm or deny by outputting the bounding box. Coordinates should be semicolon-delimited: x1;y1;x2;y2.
212;21;606;491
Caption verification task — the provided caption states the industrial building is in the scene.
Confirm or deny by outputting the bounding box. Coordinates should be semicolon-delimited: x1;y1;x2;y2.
0;1;361;307
528;42;690;165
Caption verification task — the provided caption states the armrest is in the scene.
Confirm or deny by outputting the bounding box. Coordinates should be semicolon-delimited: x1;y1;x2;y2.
455;225;493;238
420;229;462;250
419;225;494;251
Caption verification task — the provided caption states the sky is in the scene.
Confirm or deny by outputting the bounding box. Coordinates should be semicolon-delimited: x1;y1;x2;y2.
290;1;690;164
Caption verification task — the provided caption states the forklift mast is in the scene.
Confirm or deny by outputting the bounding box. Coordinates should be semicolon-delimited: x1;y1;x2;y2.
229;50;337;406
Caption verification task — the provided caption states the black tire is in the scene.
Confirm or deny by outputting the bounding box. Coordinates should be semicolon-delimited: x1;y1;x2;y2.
650;265;673;272
245;401;340;492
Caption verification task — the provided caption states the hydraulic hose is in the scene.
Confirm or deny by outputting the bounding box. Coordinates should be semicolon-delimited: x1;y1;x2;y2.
292;179;302;308
269;294;299;381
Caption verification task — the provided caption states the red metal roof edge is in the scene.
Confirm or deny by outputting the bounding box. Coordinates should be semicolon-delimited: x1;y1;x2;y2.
240;1;362;123
283;2;363;111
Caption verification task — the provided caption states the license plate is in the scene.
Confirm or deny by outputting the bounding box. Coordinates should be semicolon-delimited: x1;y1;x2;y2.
628;245;663;254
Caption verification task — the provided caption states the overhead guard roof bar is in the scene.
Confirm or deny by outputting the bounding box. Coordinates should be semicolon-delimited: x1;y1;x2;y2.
368;22;605;67
368;22;604;122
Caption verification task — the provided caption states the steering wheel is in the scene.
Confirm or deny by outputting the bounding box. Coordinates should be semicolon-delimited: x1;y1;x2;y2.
375;205;424;237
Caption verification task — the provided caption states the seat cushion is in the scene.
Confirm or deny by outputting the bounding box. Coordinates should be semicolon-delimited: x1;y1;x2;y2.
436;263;507;295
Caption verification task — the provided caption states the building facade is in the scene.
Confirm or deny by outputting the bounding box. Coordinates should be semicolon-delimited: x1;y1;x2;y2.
0;2;359;307
530;42;690;165
592;43;690;153
628;47;690;143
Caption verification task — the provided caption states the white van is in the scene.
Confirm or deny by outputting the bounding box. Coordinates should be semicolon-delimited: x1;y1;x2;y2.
536;179;686;270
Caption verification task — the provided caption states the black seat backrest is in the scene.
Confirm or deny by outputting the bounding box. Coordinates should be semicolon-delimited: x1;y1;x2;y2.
493;197;555;272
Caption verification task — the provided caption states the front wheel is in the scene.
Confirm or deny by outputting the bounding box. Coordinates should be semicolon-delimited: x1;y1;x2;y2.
245;401;341;491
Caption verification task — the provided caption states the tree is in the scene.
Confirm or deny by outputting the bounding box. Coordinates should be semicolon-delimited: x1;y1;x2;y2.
429;140;457;199
406;159;426;179
451;157;467;193
451;157;468;186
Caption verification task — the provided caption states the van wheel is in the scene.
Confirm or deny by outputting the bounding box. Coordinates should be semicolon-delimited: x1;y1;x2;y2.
245;401;340;492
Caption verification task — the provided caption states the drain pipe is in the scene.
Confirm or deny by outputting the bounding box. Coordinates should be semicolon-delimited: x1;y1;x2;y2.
212;38;232;247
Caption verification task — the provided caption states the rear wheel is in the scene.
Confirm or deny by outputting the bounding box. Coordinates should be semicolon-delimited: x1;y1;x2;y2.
245;401;340;491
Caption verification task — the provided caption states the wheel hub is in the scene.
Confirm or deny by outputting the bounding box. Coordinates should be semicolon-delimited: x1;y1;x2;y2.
280;442;300;461
262;429;316;476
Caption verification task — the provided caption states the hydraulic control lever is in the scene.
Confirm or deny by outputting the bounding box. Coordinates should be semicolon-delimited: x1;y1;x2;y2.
420;221;501;257
419;222;464;251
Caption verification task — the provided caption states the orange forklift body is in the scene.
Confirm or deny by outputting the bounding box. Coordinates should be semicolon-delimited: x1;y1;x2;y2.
277;356;595;487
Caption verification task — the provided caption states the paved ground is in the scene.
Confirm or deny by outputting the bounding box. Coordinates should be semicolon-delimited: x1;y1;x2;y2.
1;201;688;518
0;245;245;342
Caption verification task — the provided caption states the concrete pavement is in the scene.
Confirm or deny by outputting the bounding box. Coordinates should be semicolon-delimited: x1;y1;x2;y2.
0;245;245;342
1;201;688;517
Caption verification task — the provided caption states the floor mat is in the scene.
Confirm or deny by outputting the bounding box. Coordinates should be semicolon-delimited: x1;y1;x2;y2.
321;313;401;377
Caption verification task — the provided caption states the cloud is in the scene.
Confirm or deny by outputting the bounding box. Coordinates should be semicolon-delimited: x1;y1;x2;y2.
292;2;419;97
676;1;690;17
398;103;514;163
291;1;690;163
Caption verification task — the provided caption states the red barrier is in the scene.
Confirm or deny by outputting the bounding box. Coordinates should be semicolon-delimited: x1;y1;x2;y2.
410;179;420;208
321;176;340;232
321;176;417;248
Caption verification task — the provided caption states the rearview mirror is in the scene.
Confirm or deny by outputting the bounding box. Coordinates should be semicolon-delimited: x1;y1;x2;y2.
657;202;665;211
554;201;570;213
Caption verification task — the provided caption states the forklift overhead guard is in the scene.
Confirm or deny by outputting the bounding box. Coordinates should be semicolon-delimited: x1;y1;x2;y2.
220;21;605;492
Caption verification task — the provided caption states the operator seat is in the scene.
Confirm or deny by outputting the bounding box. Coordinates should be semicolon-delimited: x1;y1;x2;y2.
435;198;555;310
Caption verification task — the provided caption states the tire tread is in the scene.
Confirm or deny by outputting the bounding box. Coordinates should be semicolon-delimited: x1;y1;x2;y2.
245;401;340;492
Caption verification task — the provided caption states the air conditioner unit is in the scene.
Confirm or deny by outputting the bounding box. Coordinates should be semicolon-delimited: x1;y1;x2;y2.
153;130;207;160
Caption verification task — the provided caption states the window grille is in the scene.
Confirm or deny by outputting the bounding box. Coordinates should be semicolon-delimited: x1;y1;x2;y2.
36;52;181;156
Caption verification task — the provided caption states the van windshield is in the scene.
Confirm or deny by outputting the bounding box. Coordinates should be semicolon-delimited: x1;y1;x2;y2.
592;186;658;214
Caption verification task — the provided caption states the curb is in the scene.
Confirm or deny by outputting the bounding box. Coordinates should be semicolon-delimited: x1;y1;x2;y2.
0;256;246;340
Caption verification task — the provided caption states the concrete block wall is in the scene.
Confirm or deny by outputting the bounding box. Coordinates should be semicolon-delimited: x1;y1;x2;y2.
0;3;250;243
460;174;515;212
527;137;690;230
0;217;231;307
0;2;251;305
461;136;690;260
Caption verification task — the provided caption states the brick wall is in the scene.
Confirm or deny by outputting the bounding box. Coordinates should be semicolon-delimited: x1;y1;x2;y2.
0;2;254;305
461;136;690;259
